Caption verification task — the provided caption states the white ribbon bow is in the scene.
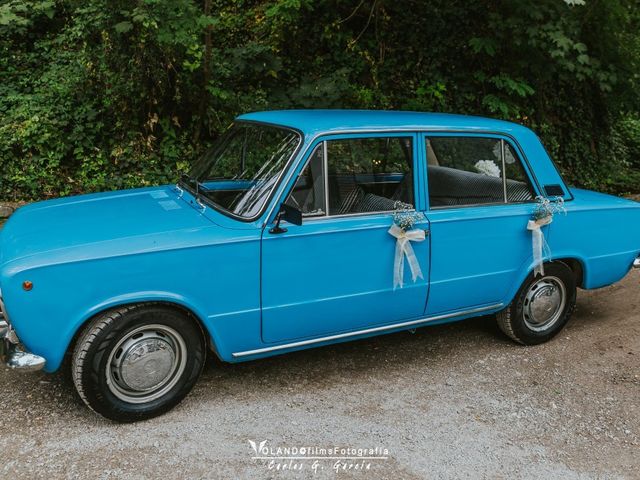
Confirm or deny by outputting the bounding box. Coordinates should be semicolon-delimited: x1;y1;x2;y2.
388;224;426;289
527;215;552;277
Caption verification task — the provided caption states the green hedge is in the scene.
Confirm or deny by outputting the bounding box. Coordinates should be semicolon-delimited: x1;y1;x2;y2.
1;0;639;200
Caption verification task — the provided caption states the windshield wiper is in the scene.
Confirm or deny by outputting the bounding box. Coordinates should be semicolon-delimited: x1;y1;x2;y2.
179;173;212;211
179;173;208;195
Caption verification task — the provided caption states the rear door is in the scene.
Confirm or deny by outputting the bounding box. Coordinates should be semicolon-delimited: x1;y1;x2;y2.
423;133;539;314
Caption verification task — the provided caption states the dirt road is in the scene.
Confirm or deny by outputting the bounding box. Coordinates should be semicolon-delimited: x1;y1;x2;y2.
1;266;638;479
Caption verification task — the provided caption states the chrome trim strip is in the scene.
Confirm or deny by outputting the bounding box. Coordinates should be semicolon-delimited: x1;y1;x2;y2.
304;209;395;222
232;303;503;358
323;140;329;217
501;139;508;203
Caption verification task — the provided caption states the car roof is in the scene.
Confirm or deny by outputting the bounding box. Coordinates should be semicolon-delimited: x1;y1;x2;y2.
236;109;530;137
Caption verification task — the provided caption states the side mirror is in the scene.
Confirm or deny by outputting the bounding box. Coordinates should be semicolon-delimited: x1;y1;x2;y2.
269;203;302;234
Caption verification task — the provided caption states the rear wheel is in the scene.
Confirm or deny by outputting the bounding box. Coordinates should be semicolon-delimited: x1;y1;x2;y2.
497;262;577;345
72;304;205;422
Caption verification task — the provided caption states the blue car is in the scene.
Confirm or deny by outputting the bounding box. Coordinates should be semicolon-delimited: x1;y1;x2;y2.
1;110;639;421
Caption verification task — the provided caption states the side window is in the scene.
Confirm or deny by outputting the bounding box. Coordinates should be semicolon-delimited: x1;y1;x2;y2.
326;137;413;215
427;137;534;208
287;136;414;217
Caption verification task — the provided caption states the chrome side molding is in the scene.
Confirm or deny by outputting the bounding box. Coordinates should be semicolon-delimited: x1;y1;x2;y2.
232;303;504;358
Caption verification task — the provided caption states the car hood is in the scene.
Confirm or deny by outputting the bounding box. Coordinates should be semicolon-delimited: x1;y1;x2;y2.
0;186;220;269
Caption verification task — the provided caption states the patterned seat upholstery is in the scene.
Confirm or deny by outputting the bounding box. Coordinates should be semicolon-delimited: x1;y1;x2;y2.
328;175;365;215
352;193;399;213
328;175;410;215
336;185;365;214
428;165;533;206
507;181;535;202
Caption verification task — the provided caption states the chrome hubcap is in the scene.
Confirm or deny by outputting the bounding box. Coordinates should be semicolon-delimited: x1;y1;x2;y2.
106;325;187;404
523;276;566;332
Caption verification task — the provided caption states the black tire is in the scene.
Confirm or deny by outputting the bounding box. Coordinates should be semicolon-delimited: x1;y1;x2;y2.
72;304;205;422
497;262;577;345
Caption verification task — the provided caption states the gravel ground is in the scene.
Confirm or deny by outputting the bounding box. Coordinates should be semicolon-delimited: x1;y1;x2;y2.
1;267;638;479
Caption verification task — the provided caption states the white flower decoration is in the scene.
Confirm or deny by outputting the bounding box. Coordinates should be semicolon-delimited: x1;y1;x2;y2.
474;159;501;178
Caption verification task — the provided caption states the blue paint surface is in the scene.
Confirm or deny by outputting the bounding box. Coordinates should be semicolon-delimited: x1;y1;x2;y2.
1;110;639;372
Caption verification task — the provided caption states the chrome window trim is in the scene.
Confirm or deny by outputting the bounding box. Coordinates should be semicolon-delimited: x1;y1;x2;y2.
267;131;418;226
278;130;420;222
280;209;405;226
323;140;329;217
183;120;304;223
429;199;537;211
267;127;544;226
301;128;544;197
501;139;508;203
426;134;536;211
231;303;503;358
304;209;398;222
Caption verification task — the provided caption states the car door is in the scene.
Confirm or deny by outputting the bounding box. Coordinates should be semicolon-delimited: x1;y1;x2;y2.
260;132;430;344
422;133;539;315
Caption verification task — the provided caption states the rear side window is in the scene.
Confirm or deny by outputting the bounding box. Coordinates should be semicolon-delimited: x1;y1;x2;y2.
426;137;534;208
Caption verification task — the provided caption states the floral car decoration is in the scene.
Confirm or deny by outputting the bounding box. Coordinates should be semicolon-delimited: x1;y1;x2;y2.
1;110;639;422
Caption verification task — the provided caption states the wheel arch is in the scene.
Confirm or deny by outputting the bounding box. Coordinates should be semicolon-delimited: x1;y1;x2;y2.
554;257;585;289
497;259;578;345
63;297;219;372
504;255;586;310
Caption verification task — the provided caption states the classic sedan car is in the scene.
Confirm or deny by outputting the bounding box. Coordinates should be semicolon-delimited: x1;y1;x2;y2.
1;110;639;421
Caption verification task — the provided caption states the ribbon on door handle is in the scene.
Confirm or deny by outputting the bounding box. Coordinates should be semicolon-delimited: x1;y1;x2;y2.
388;224;426;289
527;215;552;277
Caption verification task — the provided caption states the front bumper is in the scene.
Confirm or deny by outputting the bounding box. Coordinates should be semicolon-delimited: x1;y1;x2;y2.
0;293;46;371
634;256;640;269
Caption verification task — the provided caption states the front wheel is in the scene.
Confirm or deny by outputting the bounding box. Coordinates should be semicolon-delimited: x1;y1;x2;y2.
497;262;577;345
72;304;205;422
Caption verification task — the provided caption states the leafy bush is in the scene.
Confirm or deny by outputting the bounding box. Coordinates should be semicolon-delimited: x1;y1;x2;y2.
0;0;639;200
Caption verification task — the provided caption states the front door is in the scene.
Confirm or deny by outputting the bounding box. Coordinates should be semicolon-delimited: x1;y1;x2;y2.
261;133;430;344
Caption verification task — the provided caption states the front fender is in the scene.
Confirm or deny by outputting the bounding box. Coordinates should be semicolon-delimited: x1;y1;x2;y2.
1;240;261;372
6;288;223;373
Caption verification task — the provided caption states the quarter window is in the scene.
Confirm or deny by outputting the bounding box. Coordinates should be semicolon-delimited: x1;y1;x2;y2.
503;142;535;202
287;145;326;217
287;137;414;217
427;137;534;208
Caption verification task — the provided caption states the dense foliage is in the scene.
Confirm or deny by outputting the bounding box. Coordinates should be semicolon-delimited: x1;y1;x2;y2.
1;0;639;200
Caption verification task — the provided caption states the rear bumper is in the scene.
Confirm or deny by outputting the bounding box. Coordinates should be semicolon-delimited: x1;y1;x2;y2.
634;256;640;269
0;293;46;372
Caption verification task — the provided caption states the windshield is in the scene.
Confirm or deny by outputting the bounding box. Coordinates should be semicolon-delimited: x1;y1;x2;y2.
186;122;300;219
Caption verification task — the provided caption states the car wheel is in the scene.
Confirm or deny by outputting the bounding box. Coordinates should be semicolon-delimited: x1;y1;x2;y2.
72;304;205;422
497;262;577;345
